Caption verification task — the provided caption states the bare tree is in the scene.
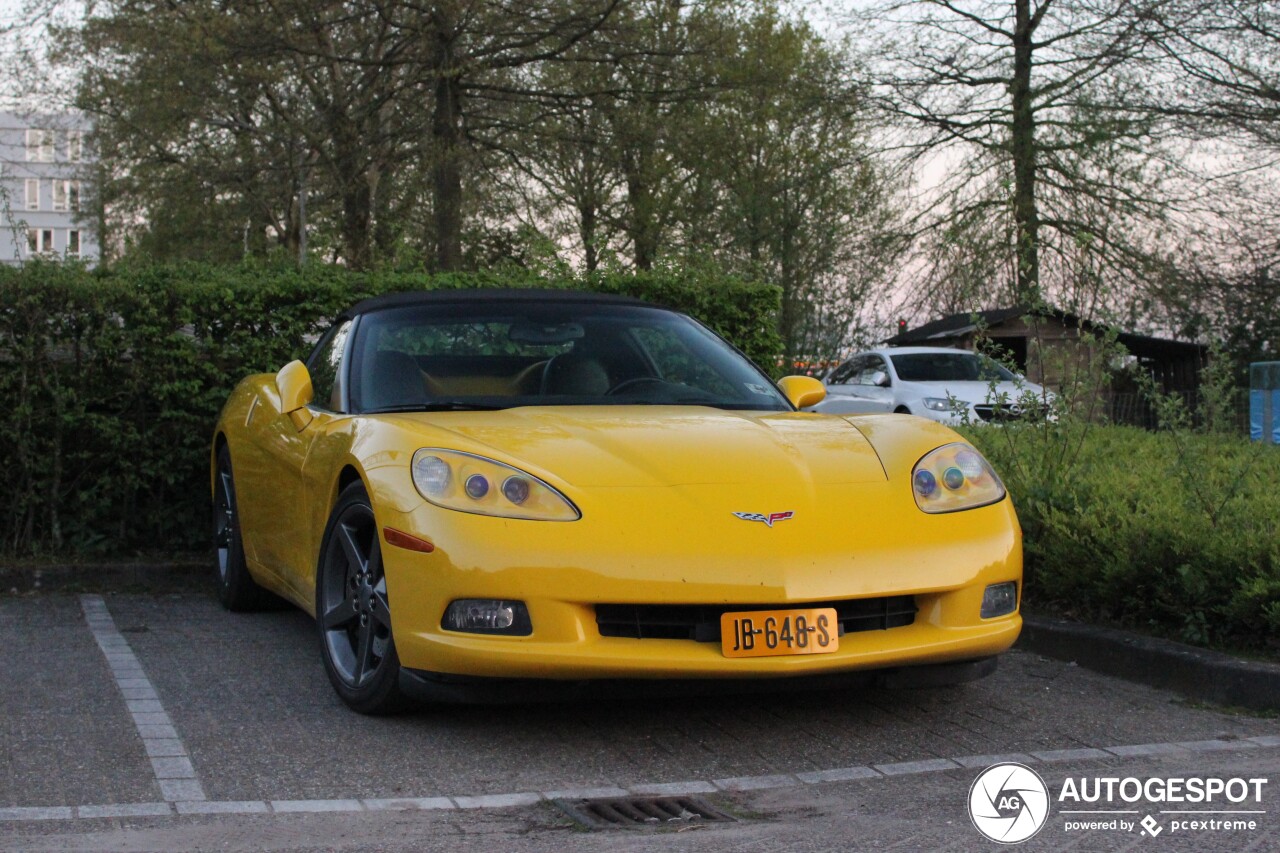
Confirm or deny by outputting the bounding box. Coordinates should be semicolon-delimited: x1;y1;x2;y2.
857;0;1168;314
1144;0;1280;149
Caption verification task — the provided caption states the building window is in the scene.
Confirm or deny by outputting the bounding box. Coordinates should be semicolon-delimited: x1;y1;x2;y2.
53;181;68;211
67;130;83;162
69;181;81;211
26;129;55;162
67;230;81;256
25;179;39;210
28;228;55;254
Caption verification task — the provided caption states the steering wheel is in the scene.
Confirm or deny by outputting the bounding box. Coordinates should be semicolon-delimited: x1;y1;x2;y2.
605;377;667;396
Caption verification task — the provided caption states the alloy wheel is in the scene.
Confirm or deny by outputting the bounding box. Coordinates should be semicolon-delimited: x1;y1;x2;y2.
318;503;392;688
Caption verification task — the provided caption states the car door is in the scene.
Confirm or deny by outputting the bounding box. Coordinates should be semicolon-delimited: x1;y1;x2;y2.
230;376;316;590
853;354;896;413
813;356;882;413
823;356;864;397
235;321;351;598
281;320;361;604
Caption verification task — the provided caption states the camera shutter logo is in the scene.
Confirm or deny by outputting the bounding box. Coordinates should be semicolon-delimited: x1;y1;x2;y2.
968;763;1050;844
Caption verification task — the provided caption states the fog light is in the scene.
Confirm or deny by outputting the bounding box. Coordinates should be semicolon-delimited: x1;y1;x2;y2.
981;582;1018;618
442;599;532;635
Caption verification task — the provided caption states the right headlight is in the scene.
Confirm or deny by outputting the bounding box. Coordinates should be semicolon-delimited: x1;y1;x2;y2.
911;443;1006;513
411;448;580;521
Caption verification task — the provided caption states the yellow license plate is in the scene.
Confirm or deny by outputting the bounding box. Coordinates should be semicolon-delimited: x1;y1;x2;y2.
720;608;839;658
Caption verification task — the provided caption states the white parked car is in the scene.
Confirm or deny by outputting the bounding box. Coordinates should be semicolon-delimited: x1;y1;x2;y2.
808;346;1048;424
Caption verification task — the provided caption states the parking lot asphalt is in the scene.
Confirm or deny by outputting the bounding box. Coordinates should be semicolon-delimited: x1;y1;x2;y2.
1;590;1278;851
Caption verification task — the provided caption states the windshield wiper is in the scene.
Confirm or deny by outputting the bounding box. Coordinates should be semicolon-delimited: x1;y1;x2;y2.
364;401;506;413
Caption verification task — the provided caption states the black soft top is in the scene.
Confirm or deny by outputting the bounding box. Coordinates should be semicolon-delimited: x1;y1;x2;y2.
344;288;655;321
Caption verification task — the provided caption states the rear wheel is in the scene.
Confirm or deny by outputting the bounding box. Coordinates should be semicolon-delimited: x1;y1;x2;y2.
213;445;273;611
316;481;408;714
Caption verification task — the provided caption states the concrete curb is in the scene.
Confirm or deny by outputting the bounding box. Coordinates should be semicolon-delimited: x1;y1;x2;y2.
1018;614;1280;713
0;562;207;594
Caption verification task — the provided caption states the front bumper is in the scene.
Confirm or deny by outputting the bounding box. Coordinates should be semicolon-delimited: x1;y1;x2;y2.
376;480;1023;683
398;656;1001;704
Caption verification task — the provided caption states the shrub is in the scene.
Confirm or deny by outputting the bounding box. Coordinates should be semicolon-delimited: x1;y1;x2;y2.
0;260;781;557
964;423;1279;653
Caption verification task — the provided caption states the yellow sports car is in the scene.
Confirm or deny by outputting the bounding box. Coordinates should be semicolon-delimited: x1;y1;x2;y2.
212;290;1021;713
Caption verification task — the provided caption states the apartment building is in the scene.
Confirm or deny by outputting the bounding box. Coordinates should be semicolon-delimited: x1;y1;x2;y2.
0;111;98;265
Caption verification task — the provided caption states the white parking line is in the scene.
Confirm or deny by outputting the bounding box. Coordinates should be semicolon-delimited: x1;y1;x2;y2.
79;595;208;803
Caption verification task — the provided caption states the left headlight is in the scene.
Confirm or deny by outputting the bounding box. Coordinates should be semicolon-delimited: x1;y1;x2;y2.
411;448;580;521
921;396;956;412
911;443;1006;513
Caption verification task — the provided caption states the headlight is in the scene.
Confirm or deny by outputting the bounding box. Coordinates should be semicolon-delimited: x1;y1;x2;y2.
911;443;1005;513
411;448;580;521
921;397;955;412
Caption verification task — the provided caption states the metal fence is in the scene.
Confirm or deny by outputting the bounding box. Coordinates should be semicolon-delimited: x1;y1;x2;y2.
1108;389;1252;433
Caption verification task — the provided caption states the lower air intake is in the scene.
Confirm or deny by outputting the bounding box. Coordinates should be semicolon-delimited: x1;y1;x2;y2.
596;595;918;641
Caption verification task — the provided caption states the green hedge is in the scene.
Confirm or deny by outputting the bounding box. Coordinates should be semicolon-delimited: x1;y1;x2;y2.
0;260;782;557
963;424;1280;653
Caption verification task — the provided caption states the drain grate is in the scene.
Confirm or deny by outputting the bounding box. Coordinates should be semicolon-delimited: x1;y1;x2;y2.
554;795;736;830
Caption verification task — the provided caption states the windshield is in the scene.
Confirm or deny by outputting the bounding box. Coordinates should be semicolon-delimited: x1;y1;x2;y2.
347;301;790;413
890;352;1016;382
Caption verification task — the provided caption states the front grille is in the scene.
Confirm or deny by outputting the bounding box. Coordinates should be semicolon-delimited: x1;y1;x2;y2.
596;595;917;641
973;402;1047;422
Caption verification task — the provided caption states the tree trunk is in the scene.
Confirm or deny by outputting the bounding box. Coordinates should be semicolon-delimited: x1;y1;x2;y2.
779;190;802;365
244;201;272;257
330;112;373;268
1010;0;1041;305
622;146;657;270
579;201;598;273
338;174;372;269
432;25;464;271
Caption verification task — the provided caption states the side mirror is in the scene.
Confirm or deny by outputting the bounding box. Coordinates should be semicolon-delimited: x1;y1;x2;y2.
276;360;314;430
778;375;827;409
871;370;890;388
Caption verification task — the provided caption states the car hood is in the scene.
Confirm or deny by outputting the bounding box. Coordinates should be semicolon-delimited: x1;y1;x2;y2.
899;379;1042;404
385;406;887;488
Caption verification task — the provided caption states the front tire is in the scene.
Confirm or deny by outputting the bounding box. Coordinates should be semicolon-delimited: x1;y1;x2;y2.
213;445;273;611
315;481;408;714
